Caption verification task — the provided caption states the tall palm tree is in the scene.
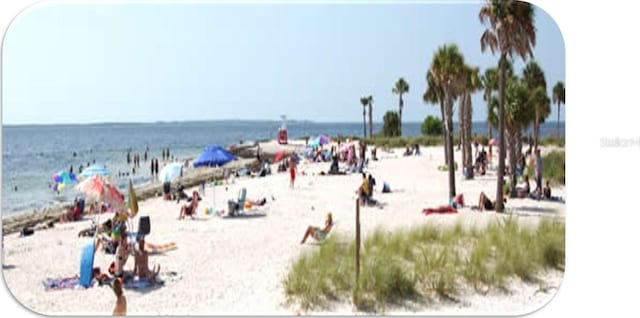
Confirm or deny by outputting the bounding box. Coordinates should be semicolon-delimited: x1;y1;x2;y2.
481;67;498;139
479;0;536;212
428;43;466;199
552;81;565;136
360;97;368;138
367;95;374;139
392;78;410;136
523;60;547;148
461;65;482;180
424;73;449;165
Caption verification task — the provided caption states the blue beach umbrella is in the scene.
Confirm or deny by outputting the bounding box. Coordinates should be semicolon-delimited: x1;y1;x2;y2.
193;145;236;168
80;164;110;178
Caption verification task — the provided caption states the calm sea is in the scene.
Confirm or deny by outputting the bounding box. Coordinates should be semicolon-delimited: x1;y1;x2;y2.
1;120;564;216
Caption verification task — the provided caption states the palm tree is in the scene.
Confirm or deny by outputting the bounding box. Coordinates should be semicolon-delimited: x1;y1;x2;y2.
427;43;466;199
461;65;482;180
481;67;498;139
552;81;565;136
392;78;410;136
523;60;547;148
424;73;449;165
360;97;368;138
479;0;536;212
504;76;535;197
367;95;374;139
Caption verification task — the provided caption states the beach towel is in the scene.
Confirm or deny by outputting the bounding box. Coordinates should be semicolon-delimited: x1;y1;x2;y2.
422;206;458;216
144;242;178;254
123;279;154;290
42;276;81;291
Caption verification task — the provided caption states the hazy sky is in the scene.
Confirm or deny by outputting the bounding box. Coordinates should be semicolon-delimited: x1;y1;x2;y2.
2;1;565;125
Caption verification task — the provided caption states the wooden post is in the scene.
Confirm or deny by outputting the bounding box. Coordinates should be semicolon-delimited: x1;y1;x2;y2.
355;198;361;283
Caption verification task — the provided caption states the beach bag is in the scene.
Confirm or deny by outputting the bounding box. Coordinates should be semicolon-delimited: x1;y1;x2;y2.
382;182;391;193
138;216;150;236
20;227;34;237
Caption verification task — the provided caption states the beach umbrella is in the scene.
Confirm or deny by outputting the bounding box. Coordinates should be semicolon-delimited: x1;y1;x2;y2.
128;179;139;218
317;134;331;145
193;145;236;168
489;138;497;146
159;162;183;183
79;164;110;178
75;175;125;210
52;171;77;192
273;150;286;163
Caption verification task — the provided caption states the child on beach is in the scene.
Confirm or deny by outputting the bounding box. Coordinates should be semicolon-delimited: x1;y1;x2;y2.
300;213;333;244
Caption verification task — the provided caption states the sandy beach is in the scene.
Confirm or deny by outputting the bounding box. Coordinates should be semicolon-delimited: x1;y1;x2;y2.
2;144;565;315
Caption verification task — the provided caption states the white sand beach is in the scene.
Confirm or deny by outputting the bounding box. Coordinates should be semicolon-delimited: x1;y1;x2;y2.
2;145;565;315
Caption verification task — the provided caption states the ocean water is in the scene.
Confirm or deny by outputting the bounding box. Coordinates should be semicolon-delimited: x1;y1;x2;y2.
1;120;564;216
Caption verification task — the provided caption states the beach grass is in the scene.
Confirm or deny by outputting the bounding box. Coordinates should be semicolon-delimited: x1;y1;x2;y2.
524;150;565;185
284;217;565;312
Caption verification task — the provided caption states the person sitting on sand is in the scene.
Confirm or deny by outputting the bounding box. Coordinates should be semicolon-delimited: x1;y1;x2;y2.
133;237;160;282
178;191;200;219
475;192;495;211
357;173;371;205
543;180;551;200
112;278;127;316
113;235;131;280
175;183;189;203
300;213;333;244
517;175;531;198
78;218;113;237
60;199;83;223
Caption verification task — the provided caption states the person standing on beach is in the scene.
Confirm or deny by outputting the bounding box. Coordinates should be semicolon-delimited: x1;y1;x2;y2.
162;149;166;161
534;149;543;197
289;155;297;189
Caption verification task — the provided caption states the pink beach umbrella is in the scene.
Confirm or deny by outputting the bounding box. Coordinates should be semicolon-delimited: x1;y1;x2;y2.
75;175;126;211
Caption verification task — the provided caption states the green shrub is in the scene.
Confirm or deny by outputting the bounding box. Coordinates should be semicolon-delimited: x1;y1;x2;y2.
542;151;565;185
381;111;401;137
421;115;443;136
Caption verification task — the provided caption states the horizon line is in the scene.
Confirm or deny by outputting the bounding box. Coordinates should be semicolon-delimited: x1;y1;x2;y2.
2;119;567;127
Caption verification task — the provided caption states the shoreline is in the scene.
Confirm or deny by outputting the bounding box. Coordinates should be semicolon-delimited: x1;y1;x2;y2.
1;140;306;235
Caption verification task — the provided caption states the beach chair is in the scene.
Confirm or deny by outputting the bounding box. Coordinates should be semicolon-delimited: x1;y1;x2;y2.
227;188;248;215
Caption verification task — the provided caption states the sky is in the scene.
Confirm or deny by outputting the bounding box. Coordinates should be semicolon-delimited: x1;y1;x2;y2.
1;1;565;125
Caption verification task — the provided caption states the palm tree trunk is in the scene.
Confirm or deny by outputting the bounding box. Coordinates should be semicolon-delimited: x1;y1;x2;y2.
399;96;403;137
557;103;560;137
445;93;456;199
533;111;539;149
486;91;493;139
368;104;373;139
459;96;466;177
496;55;507;212
464;93;474;179
440;102;448;165
362;109;367;138
508;128;518;198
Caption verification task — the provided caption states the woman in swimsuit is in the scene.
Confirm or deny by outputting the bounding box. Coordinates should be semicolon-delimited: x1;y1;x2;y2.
300;213;333;244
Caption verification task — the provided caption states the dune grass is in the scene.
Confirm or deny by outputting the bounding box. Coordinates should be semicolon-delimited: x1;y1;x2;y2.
283;217;565;312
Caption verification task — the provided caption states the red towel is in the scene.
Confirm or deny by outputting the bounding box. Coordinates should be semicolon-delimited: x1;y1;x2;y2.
423;206;457;215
